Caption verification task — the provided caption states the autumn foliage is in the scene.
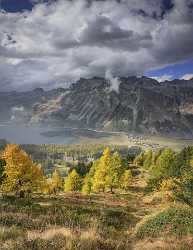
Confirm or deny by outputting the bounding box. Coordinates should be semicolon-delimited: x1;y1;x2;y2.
0;144;134;197
1;144;44;197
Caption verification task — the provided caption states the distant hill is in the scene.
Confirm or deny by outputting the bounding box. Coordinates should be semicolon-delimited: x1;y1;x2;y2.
1;76;193;138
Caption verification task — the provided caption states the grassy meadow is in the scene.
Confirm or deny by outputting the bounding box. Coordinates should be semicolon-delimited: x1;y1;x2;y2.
1;142;193;249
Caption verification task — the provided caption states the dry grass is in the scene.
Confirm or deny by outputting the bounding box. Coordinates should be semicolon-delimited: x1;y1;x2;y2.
27;227;72;240
0;194;134;249
1;165;193;249
133;236;193;250
0;225;132;250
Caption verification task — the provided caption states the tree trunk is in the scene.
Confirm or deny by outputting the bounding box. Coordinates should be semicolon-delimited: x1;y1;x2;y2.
19;190;25;198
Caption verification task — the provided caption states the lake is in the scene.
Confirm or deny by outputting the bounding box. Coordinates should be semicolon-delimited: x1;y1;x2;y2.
0;124;120;145
1;124;192;149
0;124;76;144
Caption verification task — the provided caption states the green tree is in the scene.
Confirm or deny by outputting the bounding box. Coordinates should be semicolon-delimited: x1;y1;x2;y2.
178;146;193;166
120;170;132;191
134;151;145;166
156;148;176;177
172;148;193;177
64;169;82;192
87;160;99;179
127;146;142;163
72;162;91;177
147;148;176;191
151;149;162;166
169;170;193;207
143;150;153;169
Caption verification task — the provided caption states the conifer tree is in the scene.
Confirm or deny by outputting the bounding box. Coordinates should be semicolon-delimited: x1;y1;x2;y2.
151;149;162;166
134;151;145;166
92;148;111;192
147;148;176;191
88;160;100;179
64;169;82;192
120;170;132;191
51;169;63;194
105;151;123;192
2;144;44;197
82;175;92;195
92;148;124;193
155;148;176;178
92;165;106;192
102;147;111;165
143;150;153;169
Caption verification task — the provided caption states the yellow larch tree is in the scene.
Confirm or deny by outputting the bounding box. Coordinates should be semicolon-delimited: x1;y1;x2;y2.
92;147;111;192
120;170;132;191
50;169;63;194
82;174;92;195
64;169;82;192
105;151;123;193
2;144;44;197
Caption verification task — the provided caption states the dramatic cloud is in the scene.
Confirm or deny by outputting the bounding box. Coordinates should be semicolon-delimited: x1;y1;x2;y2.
0;0;193;90
181;74;193;80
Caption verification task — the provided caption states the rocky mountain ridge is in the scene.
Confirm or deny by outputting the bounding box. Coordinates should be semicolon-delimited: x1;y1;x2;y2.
1;76;193;137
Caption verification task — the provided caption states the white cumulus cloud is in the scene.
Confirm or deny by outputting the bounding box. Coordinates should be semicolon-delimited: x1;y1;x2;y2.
181;74;193;80
0;0;193;91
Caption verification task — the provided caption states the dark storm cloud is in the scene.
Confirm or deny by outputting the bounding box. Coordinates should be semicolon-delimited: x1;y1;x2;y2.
0;0;193;90
151;0;193;65
54;15;153;51
79;16;153;50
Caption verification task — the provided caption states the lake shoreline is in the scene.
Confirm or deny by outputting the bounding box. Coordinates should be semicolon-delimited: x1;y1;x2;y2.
1;124;193;149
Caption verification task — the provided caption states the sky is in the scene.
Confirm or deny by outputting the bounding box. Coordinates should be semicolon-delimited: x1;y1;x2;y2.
0;0;193;91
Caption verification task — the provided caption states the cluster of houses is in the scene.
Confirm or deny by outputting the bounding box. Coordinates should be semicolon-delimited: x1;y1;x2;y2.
128;134;161;151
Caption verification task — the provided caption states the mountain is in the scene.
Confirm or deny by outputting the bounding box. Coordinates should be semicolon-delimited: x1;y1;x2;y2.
1;76;193;137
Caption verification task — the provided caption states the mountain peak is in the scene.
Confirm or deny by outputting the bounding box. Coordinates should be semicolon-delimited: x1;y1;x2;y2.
1;77;193;138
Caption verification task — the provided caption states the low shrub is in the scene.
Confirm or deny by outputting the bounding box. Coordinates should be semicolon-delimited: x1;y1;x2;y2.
135;205;193;238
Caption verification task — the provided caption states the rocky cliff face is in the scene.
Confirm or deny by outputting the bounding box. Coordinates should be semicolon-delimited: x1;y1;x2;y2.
1;76;193;137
